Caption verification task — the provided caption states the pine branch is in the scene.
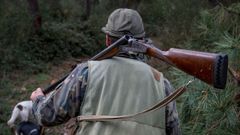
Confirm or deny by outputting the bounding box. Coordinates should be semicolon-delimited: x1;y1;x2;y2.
214;0;240;16
228;66;240;86
206;114;227;134
235;93;240;103
238;111;240;120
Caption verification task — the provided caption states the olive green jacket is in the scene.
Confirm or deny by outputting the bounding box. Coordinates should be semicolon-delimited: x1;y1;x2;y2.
32;57;180;135
78;57;166;135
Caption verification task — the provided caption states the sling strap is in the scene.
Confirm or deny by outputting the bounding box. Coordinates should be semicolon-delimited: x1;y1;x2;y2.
64;79;194;134
76;79;194;122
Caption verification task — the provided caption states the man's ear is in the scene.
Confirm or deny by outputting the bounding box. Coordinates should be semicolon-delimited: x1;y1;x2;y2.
106;34;111;46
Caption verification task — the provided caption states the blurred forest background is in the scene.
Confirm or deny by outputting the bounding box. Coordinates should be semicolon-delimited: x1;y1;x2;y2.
0;0;240;134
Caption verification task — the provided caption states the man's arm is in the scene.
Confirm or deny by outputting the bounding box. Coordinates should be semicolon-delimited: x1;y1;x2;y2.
31;63;88;126
164;79;181;135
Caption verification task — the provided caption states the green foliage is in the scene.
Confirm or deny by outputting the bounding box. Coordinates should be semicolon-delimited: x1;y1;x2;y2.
179;82;240;135
0;0;31;72
187;3;240;51
0;98;13;135
174;2;240;134
139;0;205;48
0;0;103;76
0;1;103;133
1;0;240;134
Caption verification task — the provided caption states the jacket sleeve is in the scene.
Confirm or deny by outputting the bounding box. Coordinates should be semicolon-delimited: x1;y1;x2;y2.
32;63;88;127
164;79;181;135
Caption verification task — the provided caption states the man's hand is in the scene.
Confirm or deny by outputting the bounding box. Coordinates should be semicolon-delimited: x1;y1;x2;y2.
31;88;44;101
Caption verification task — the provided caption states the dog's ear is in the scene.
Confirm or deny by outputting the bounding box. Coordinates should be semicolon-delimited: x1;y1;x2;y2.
16;105;23;111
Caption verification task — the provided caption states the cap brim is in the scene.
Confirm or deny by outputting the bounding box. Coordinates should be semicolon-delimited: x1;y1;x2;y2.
102;26;145;38
101;27;120;37
101;27;108;34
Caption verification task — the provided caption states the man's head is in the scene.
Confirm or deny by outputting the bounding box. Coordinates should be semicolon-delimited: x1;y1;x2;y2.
102;8;145;46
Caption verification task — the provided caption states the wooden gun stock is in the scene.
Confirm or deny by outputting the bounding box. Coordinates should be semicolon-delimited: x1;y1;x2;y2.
129;40;228;89
148;47;228;89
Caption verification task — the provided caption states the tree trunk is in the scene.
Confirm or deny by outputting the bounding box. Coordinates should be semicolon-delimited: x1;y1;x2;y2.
27;0;41;33
86;0;91;18
121;0;142;10
82;0;92;20
49;0;63;19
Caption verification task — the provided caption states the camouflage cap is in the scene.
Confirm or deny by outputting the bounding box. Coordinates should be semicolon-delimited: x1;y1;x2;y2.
102;8;145;38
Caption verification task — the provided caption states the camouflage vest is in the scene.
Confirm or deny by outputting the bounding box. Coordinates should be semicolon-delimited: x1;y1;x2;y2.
78;57;166;135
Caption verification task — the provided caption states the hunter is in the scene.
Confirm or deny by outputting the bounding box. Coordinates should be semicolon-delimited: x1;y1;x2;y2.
31;8;181;135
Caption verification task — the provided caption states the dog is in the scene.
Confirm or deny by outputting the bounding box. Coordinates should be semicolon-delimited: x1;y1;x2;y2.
7;101;33;128
7;101;43;135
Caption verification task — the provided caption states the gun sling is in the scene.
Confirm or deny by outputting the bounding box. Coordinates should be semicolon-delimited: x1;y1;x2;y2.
63;79;194;127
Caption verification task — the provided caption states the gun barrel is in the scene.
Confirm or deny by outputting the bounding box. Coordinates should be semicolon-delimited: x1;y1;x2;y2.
43;35;130;94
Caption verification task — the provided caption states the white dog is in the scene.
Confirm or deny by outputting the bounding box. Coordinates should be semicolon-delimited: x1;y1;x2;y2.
7;101;33;128
8;101;44;135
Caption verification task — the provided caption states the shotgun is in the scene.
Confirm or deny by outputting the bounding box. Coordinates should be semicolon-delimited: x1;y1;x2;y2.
43;35;228;94
127;38;228;89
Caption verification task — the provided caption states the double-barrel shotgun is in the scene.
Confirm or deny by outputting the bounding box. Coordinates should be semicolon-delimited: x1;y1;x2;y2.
43;35;228;94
